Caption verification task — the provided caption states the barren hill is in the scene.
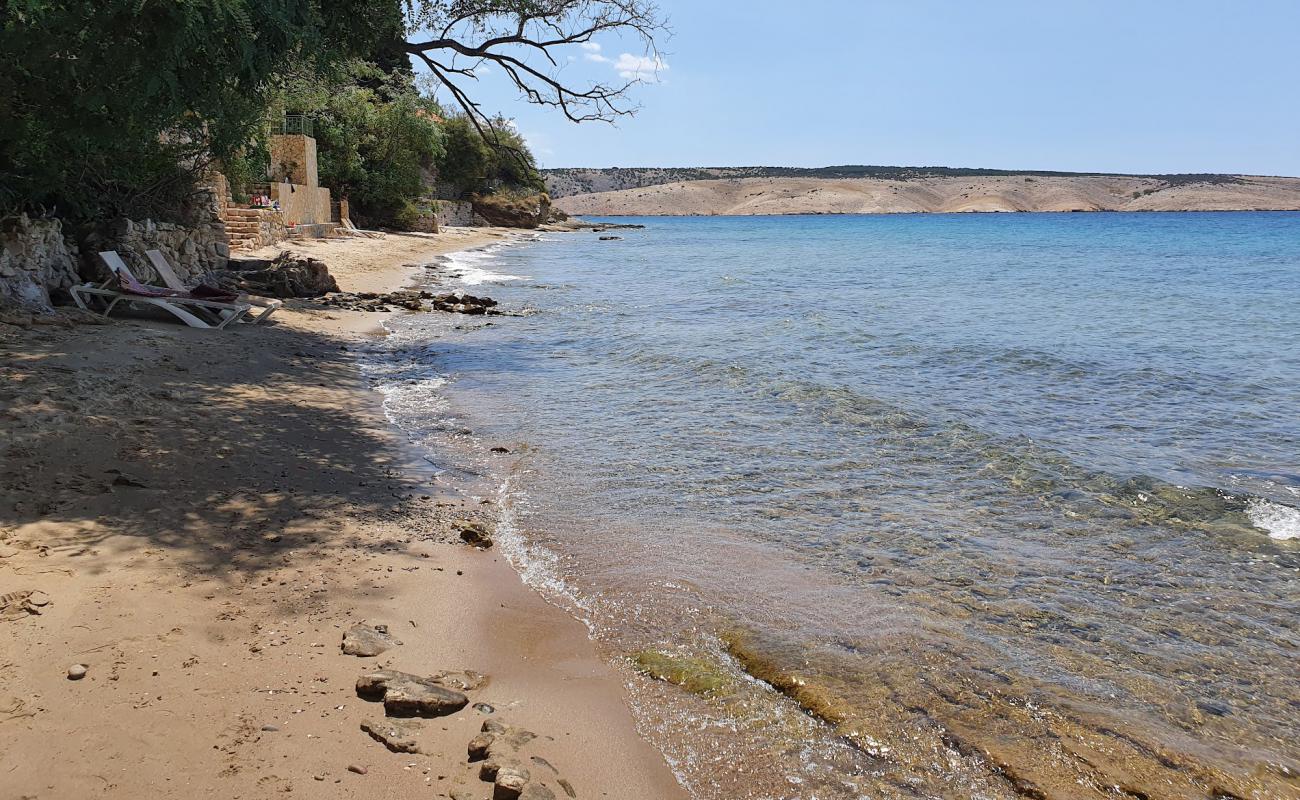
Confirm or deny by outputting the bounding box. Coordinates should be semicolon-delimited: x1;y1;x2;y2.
544;168;1300;216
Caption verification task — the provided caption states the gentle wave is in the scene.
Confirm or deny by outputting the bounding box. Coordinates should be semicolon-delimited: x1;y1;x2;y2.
437;245;528;285
1247;498;1300;540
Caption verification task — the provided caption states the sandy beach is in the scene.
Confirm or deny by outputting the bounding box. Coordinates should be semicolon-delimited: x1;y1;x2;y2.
0;229;686;800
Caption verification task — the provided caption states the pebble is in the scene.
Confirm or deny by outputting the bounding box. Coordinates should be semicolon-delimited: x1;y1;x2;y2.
473;702;495;715
261;724;280;732
347;764;368;775
67;664;87;680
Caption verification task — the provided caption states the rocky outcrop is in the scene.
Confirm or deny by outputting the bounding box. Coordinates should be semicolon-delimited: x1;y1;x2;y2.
212;252;339;298
0;216;80;312
315;290;499;314
471;193;552;229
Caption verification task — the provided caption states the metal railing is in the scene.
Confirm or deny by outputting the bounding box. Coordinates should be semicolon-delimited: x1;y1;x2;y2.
280;114;314;137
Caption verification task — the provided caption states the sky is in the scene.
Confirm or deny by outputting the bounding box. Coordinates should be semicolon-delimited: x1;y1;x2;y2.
412;0;1300;175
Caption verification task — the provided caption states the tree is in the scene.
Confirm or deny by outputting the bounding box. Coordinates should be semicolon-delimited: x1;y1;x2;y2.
0;0;396;219
402;1;666;154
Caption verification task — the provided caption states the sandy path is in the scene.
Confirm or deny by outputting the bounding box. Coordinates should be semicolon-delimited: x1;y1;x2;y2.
0;230;685;799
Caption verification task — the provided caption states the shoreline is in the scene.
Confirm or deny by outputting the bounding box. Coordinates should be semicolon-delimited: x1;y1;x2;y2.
0;228;686;799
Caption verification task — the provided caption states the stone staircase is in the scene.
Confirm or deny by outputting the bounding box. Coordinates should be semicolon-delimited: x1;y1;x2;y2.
223;207;273;251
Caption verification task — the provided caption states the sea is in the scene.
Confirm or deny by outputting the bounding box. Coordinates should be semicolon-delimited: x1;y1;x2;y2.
365;212;1300;800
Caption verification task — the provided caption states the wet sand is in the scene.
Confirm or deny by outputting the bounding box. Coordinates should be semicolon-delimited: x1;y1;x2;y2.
0;229;685;799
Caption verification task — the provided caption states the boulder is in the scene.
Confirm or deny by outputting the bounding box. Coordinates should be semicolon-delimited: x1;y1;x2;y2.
459;521;494;548
213;252;339;298
356;668;469;718
471;192;552;229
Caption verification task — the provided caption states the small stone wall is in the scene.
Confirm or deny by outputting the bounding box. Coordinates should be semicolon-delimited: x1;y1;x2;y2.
435;200;486;228
0;211;230;311
80;217;230;286
0;216;80;311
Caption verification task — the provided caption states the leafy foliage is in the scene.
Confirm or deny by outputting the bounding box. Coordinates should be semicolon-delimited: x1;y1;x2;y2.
274;64;445;227
436;115;543;199
0;0;317;218
0;0;649;223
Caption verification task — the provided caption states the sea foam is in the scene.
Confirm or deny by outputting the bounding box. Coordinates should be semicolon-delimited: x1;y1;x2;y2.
1246;498;1300;540
441;247;525;285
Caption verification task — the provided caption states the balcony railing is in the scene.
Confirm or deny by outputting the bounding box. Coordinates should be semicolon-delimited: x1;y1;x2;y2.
280;114;314;137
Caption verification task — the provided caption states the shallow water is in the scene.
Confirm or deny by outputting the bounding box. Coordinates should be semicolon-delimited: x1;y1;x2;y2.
370;213;1300;799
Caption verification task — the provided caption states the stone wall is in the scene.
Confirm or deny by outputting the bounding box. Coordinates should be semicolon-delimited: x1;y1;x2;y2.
270;182;331;226
2;177;231;310
435;200;486;228
79;216;230;286
0;216;80;311
269;134;318;188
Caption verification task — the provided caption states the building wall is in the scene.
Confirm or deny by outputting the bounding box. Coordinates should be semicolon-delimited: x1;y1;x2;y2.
269;183;331;226
269;134;318;188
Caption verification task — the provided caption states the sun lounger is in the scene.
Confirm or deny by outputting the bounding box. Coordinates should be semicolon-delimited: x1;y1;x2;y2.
145;249;281;324
69;251;252;329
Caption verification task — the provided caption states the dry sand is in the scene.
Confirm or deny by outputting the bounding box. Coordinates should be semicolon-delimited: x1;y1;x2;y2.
555;174;1300;216
0;229;686;799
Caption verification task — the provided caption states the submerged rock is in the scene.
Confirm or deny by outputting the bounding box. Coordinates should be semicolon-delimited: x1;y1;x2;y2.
459;521;494;548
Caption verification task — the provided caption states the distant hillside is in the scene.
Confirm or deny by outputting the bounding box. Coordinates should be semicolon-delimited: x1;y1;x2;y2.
544;168;1300;216
542;165;1248;199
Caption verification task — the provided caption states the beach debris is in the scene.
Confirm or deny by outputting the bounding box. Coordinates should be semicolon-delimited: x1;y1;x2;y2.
556;778;576;798
459;521;494;548
67;664;88;680
356;668;469;717
1;590;50;621
342;622;401;657
347;764;368;775
361;718;424;753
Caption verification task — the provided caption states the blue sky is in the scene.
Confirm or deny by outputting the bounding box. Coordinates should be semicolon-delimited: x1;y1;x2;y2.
414;1;1300;175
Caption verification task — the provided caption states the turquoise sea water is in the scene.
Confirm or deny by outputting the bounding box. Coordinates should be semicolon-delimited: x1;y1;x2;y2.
372;213;1300;799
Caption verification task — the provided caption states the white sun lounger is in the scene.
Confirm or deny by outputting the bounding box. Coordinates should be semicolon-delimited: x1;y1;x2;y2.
145;249;281;324
69;251;251;329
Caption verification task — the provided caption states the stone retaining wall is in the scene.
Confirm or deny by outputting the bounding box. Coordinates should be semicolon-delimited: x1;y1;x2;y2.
0;216;80;311
81;217;230;286
435;200;486;228
1;200;230;311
